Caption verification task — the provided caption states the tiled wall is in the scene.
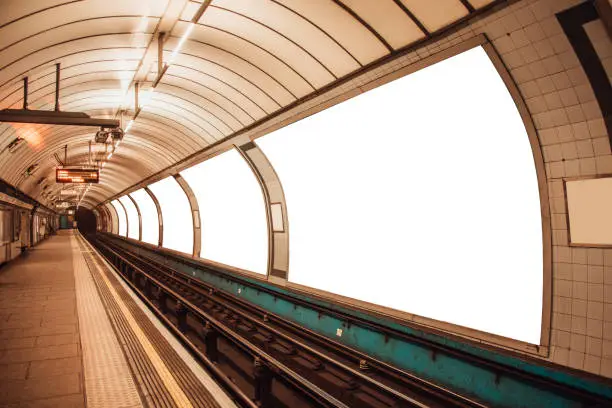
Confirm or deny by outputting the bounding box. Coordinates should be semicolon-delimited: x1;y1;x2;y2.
483;0;612;377
238;0;612;378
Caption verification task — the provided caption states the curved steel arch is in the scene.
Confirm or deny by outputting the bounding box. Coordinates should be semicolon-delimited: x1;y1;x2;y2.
194;21;318;91
0;46;146;89
0;0;510;214
167;65;267;118
269;0;362;67
0;32;153;73
163;72;256;123
0;1;84;30
208;5;337;80
0;65;139;106
0;15;159;54
174;51;283;112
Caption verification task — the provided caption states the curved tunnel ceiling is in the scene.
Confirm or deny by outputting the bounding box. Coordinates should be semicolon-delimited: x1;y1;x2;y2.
0;0;497;209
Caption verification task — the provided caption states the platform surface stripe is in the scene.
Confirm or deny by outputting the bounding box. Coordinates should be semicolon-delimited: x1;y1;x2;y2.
87;248;194;407
77;233;232;408
87;239;239;407
72;235;144;408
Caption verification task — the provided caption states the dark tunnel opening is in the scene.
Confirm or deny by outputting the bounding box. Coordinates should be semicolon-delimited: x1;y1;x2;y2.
76;207;96;235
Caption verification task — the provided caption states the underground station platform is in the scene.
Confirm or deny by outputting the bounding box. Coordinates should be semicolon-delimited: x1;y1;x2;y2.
0;230;234;408
0;232;610;408
2;0;612;407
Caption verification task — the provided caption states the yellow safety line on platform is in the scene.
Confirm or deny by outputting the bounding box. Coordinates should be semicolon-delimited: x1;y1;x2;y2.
82;238;195;408
71;235;144;408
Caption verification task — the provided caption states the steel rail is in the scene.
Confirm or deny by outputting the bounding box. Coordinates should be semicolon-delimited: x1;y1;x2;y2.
89;233;612;408
92;237;349;408
77;235;258;408
114;244;433;407
112;241;477;408
92;234;484;408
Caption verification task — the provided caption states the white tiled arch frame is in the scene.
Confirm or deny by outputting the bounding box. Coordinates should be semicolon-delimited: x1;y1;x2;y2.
235;142;289;282
126;194;143;242
173;173;202;258
92;208;100;231
114;197;129;238
100;34;554;356
144;186;163;248
249;35;554;357
98;204;110;233
110;157;270;273
104;201;119;235
103;204;114;234
250;1;609;375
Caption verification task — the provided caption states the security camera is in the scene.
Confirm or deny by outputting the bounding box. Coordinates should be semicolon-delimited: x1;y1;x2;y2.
108;127;124;141
94;127;123;143
94;129;109;143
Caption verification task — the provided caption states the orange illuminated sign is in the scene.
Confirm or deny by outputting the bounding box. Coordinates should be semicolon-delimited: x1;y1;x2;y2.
56;168;99;184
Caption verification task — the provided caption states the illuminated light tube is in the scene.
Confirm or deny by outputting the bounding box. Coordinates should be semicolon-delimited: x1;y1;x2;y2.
139;88;156;110
107;152;113;159
125;119;134;132
168;22;195;65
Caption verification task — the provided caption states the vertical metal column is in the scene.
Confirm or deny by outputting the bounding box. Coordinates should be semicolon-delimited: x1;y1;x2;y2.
22;77;28;110
54;63;61;112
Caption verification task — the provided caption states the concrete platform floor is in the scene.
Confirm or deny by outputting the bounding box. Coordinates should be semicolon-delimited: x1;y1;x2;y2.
0;230;235;408
0;231;83;407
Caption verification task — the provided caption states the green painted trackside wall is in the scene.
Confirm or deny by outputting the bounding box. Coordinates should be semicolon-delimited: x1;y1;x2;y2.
103;235;612;407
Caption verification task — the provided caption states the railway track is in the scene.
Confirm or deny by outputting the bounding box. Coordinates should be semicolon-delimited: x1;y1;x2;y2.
86;233;485;408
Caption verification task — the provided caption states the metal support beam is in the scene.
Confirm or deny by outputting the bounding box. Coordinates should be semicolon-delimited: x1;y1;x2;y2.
22;77;28;110
55;63;61;112
135;82;139;111
134;82;142;119
192;0;212;23
0;109;119;127
153;65;169;88
117;198;128;238
152;0;211;89
158;32;164;77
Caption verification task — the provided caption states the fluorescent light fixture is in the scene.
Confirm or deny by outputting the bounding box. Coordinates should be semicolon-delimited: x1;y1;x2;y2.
125;119;134;132
140;87;156;109
168;23;195;65
77;183;92;208
107;152;113;159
